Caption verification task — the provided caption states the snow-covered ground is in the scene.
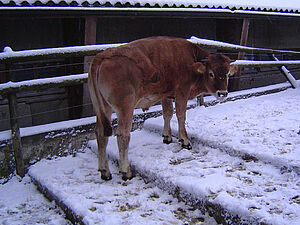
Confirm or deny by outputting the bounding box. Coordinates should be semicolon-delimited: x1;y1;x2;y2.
0;83;299;224
0;175;71;225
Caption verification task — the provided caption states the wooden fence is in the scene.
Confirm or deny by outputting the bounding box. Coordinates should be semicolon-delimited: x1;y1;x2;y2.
0;36;299;177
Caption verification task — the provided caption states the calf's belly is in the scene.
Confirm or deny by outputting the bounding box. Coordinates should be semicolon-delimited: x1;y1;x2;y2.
135;95;162;111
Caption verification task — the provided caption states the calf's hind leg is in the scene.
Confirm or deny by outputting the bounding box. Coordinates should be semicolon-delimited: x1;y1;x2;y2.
175;97;192;149
162;98;173;144
95;118;112;180
116;107;134;181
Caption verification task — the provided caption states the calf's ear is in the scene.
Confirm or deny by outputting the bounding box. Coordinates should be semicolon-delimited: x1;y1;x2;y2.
229;65;239;76
193;62;206;74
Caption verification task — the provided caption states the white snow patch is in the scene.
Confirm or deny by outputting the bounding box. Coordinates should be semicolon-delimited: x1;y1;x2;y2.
0;175;70;225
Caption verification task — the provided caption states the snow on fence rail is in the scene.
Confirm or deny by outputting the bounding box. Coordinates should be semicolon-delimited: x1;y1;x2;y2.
2;36;300;63
231;59;300;67
0;43;124;63
1;36;300;178
188;36;300;55
0;73;87;95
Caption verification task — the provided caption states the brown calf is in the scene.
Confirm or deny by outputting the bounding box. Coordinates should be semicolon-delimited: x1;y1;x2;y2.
88;37;238;181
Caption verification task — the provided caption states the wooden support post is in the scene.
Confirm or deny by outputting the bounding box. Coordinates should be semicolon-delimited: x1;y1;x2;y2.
233;18;251;91
83;16;98;116
272;55;298;88
238;19;251;60
197;95;204;106
84;16;97;73
8;92;25;177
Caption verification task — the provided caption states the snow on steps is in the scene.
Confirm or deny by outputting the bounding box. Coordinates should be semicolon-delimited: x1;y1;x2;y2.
28;148;218;225
101;129;299;225
143;117;300;176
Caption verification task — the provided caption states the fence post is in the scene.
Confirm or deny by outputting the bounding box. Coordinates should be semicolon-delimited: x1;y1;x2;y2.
7;92;25;177
272;55;298;88
197;95;204;106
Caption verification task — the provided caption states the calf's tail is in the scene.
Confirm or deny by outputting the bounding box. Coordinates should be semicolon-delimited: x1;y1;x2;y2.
88;57;112;137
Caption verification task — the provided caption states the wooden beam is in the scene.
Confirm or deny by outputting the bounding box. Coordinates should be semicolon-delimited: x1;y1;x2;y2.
238;19;250;60
84;16;97;72
234;18;250;90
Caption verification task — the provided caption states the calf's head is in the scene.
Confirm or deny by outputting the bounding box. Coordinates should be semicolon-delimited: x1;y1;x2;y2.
193;54;238;101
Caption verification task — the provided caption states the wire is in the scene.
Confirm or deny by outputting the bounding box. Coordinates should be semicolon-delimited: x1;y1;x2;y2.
0;102;93;123
0;62;90;74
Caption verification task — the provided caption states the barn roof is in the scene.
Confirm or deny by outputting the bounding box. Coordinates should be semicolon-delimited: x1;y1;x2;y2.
1;0;300;17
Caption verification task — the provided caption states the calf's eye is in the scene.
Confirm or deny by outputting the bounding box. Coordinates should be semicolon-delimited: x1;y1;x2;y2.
209;72;214;78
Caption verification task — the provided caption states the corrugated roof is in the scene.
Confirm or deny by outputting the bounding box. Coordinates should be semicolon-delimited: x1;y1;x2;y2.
1;0;300;14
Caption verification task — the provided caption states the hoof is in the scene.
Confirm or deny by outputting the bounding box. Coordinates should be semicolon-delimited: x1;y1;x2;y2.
121;172;133;181
182;143;192;150
163;135;172;144
100;170;112;181
179;139;192;150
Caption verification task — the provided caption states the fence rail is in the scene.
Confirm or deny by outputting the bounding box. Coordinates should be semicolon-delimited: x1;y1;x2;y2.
2;36;300;63
0;43;123;63
1;36;299;177
231;60;300;67
0;73;87;95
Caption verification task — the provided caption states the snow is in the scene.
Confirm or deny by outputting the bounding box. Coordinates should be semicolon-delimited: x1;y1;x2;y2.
2;0;300;13
2;7;300;19
0;175;70;225
27;151;217;224
1;82;299;224
232;60;300;67
0;43;123;61
0;73;88;93
189;36;300;54
144;85;300;173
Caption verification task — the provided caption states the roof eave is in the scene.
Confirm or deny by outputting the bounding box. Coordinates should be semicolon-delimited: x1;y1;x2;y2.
0;6;300;19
